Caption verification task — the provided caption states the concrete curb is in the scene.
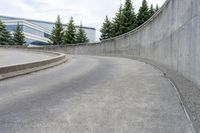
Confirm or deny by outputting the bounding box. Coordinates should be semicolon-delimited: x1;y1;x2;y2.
0;50;67;80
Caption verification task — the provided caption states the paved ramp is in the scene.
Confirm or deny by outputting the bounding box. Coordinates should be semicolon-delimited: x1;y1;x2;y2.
0;55;193;133
0;48;53;67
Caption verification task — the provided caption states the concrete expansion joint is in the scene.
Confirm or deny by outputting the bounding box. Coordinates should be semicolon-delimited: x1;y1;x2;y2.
166;78;196;133
94;55;198;133
138;58;197;133
145;60;197;133
142;59;197;133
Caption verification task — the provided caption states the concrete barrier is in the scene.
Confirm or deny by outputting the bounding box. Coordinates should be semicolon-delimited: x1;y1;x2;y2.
0;50;67;80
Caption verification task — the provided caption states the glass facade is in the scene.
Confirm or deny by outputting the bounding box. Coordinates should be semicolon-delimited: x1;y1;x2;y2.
7;25;51;39
6;25;17;32
23;26;46;38
44;33;50;38
25;38;49;46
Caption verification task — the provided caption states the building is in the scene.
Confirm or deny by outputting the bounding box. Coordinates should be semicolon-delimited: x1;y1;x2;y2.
0;16;96;46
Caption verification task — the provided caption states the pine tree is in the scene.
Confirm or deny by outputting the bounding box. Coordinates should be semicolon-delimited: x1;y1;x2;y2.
0;21;13;45
76;22;88;43
63;17;76;44
155;4;159;12
100;16;113;40
137;0;150;26
149;4;155;17
112;5;124;37
121;0;137;33
49;15;64;45
13;23;25;45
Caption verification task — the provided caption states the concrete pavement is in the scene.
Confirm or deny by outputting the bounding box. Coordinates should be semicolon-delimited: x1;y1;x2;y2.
0;48;53;67
0;55;193;133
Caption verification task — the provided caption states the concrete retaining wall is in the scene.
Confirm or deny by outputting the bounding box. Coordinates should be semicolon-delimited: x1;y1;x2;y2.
42;0;200;90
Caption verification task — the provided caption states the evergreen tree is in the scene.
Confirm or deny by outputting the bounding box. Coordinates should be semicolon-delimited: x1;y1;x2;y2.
155;4;159;12
137;0;150;26
100;16;113;40
0;21;13;45
49;15;64;45
121;0;137;33
63;17;76;44
76;22;88;43
13;23;25;45
149;4;155;17
112;5;124;37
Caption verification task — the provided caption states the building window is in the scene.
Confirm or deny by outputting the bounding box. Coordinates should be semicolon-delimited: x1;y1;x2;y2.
23;26;45;37
44;33;50;38
6;25;17;32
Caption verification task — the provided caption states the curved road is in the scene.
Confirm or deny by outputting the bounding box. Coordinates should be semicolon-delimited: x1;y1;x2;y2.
0;55;193;133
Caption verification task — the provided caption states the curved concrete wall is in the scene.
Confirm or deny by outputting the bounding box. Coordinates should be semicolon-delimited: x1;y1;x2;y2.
50;0;200;89
100;0;200;88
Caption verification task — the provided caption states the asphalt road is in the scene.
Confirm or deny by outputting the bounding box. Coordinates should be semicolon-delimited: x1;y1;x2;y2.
0;55;193;133
0;48;52;67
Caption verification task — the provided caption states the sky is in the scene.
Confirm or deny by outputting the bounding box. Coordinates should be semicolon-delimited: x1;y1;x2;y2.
0;0;166;40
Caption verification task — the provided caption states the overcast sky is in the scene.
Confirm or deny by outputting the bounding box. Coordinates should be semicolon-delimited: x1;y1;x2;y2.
0;0;166;40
